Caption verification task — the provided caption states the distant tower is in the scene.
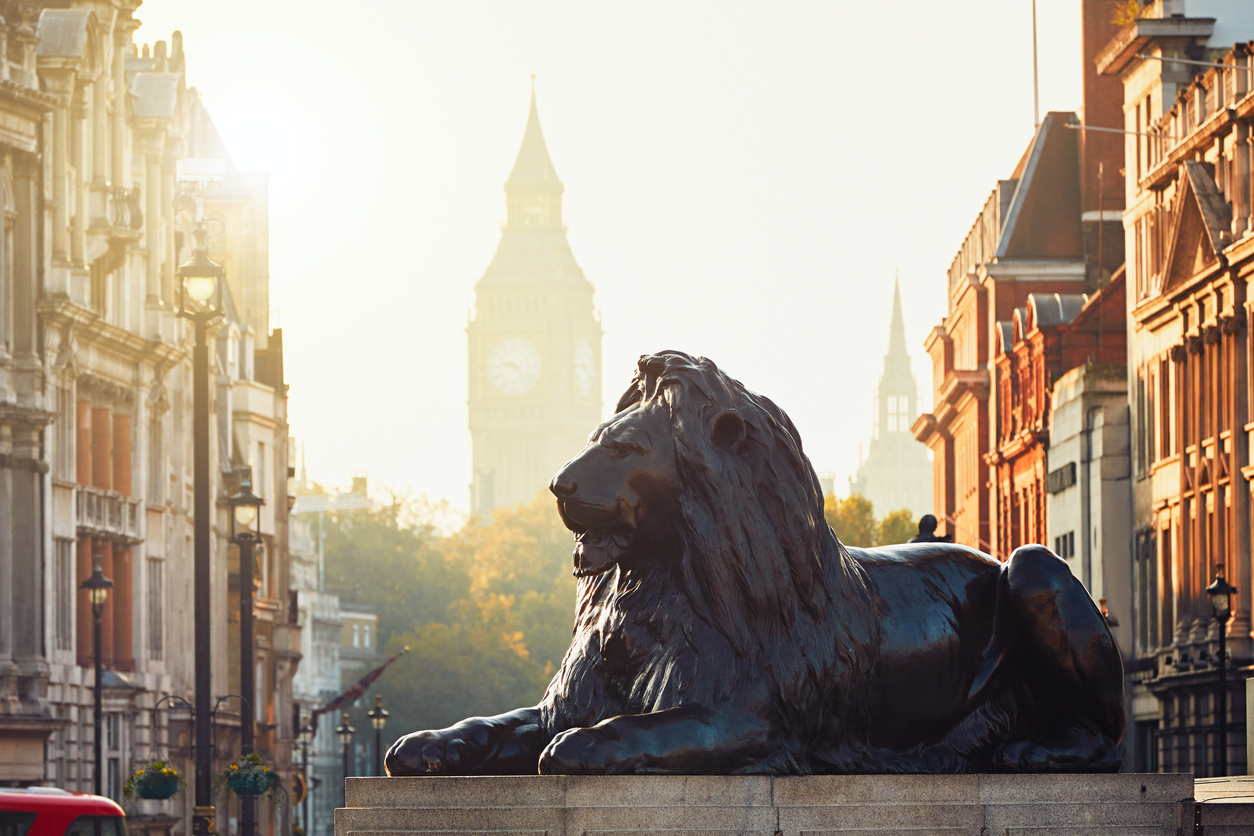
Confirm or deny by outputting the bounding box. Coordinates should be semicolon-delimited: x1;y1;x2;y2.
467;83;602;515
849;277;933;519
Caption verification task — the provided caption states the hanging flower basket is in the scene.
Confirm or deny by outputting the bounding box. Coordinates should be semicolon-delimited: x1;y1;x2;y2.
123;762;182;801
220;754;282;800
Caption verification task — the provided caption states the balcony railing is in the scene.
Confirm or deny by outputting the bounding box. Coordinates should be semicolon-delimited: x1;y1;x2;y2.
76;485;143;544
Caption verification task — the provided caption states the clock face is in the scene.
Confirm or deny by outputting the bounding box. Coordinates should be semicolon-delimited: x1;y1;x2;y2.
574;338;595;396
488;338;541;395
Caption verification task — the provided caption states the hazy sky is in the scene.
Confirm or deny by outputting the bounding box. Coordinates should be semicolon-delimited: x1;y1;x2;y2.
137;1;1085;513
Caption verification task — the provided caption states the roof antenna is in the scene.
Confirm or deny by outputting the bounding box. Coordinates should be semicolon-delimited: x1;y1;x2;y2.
1031;0;1040;129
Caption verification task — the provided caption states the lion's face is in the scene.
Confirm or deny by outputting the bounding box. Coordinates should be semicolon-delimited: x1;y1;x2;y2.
550;402;679;577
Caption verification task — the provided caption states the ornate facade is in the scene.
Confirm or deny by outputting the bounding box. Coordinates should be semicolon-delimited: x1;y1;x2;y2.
849;279;932;520
0;5;296;835
467;87;602;515
989;278;1128;561
1097;1;1254;776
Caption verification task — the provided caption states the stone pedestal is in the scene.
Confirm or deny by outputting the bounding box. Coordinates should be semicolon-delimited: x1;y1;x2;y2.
335;774;1195;836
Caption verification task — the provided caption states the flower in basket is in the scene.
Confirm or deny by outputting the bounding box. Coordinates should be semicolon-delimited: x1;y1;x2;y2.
219;754;283;800
122;761;182;801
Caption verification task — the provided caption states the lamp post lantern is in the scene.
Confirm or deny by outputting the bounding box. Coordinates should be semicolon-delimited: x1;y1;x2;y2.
80;554;112;796
229;470;264;836
367;695;389;776
178;215;225;836
1206;571;1237;777
336;713;355;807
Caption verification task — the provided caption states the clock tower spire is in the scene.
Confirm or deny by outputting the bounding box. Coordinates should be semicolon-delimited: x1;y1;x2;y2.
467;84;602;516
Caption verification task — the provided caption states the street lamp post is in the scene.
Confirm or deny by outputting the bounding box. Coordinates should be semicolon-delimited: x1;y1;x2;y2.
229;471;264;836
299;725;313;835
178;216;226;836
367;695;389;776
80;554;112;796
336;713;355;807
1206;572;1237;777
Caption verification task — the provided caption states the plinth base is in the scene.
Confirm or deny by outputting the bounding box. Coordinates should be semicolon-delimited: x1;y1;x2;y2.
336;774;1196;836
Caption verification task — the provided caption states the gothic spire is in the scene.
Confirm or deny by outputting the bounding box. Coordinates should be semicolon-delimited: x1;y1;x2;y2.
505;79;563;194
887;272;907;360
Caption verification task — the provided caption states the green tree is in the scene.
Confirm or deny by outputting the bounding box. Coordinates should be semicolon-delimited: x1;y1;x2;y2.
328;491;578;755
875;509;917;546
824;493;876;547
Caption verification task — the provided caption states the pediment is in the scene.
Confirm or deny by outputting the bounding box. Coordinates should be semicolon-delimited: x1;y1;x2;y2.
1161;161;1232;295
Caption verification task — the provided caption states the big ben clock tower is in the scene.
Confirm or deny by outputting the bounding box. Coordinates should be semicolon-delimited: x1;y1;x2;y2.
468;84;602;515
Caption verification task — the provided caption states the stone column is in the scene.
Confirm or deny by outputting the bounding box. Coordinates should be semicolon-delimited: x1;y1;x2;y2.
1173;344;1192;646
70;87;86;266
91;75;107;190
0;424;11;681
11;422;43;665
1235;124;1250;236
145;153;160;304
11;159;35;359
51;101;68;262
110;40;125;190
161;158;174;304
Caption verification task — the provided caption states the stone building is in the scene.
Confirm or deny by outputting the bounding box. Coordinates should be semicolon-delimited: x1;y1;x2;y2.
849;279;932;520
1095;0;1254;777
467;86;602;515
0;5;296;834
912;0;1126;553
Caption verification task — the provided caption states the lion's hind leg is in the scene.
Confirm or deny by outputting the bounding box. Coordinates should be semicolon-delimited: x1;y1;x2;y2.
990;544;1125;773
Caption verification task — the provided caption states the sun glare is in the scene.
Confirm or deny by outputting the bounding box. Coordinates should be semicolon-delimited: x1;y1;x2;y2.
208;93;316;207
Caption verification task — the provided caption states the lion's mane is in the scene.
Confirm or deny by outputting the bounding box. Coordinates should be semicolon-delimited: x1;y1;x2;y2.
614;351;874;664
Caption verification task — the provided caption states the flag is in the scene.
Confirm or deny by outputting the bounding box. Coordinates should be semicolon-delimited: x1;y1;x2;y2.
309;646;409;735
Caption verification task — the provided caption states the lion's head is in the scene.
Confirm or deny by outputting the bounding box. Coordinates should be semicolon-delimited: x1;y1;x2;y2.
550;351;837;654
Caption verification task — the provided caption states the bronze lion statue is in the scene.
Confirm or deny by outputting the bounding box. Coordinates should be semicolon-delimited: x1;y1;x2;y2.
387;351;1124;775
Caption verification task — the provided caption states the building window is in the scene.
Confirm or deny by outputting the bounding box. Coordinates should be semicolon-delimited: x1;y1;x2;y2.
56;386;75;481
1054;531;1076;560
255;659;265;722
148;417;164;504
353;624;360;648
54;539;74;650
363;624;371;649
256;442;267;499
147;558;163;660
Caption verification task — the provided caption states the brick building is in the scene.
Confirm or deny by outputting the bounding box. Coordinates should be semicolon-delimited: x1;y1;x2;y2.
913;0;1127;554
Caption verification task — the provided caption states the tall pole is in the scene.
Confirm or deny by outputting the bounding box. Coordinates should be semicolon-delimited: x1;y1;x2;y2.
1218;618;1228;776
193;313;213;836
239;535;256;836
341;740;350;808
1031;0;1040;129
302;740;310;835
374;725;382;777
92;592;103;796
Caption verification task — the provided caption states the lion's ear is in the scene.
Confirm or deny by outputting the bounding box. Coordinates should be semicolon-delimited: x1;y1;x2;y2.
711;409;746;451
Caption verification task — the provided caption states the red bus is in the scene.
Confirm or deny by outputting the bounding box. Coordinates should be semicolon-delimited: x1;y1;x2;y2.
0;789;126;836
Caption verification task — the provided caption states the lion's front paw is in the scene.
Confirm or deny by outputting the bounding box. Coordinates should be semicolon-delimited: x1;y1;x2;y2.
538;728;610;775
385;730;472;776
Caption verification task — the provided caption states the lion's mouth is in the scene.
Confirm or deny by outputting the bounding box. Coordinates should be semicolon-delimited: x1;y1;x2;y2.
572;528;632;577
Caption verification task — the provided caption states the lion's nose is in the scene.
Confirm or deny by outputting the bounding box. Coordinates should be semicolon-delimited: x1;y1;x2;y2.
550;470;577;498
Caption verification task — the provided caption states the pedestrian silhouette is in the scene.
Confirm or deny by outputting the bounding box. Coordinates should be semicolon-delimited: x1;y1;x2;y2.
909;514;953;543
